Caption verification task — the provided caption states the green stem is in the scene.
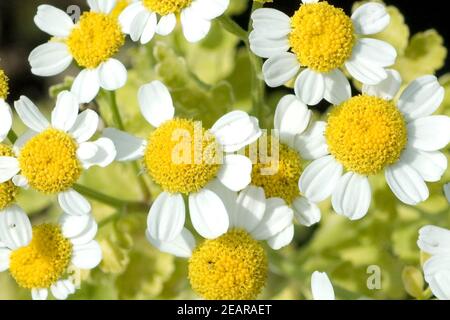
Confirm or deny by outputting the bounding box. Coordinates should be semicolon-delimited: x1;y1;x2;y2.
7;130;17;144
108;90;125;130
132;162;151;202
74;184;147;212
217;15;249;44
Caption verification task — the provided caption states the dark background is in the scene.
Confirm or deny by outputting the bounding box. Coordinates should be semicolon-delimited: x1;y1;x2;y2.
0;0;448;102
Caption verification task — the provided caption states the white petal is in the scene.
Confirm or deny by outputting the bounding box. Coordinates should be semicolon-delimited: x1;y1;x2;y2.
206;179;238;225
98;59;127;91
262;53;300;88
445;184;450;204
139;12;157;44
69;109;99;143
311;271;335;300
211;111;261;152
295;121;328;161
351;2;390;35
34;5;74;37
274;95;311;147
234;186;266;233
385;161;429;206
189;188;229;239
362;69;401;100
267;224;294;250
156;13;177;36
51;279;75;300
147;192;185;242
180;6;211;43
31;288;48;301
323;69;352;105
294;69;326;106
292;197;321;227
299;156;343;203
331;172;372;221
352;38;397;68
0;205;32;250
191;0;229;20
146;228;195;258
251;8;291;39
129;10;150;41
58;189;91;216
249;30;290;59
102;128;146;161
60;214;92;239
0;248;11;272
0;99;12;142
407;116;450;152
13;130;37;153
14;96;49;132
345;56;387;86
0;156;20;183
302;0;320;3
71;240;102;269
78;138;116;169
88;0;116;14
418;225;450;255
51;91;79;132
119;2;146;34
217;154;252;192
71;69;100;104
398;75;445;121
138;80;174;128
12;175;29;189
68;218;97;246
29;42;72;77
401;148;447;182
251;198;293;241
427;272;450;300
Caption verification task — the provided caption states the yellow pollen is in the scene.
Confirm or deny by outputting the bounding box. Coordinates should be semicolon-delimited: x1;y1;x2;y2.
67;12;125;69
325;95;408;176
0;144;18;210
0;69;9;99
251;141;302;205
289;1;355;72
142;0;193;15
9;224;72;290
188;229;268;300
144;118;221;194
19;129;82;194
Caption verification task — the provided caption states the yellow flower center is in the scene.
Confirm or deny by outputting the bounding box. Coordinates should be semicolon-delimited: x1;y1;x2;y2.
67;12;125;69
188;229;268;300
19;129;82;194
144;118;221;194
325;95;408;176
0;69;9;99
251;141;302;205
142;0;193;15
0;144;18;210
9;224;72;289
289;1;355;72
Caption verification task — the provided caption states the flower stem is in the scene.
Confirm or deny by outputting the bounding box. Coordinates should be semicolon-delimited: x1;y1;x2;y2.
7;130;17;144
217;15;249;44
107;90;125;131
74;184;147;212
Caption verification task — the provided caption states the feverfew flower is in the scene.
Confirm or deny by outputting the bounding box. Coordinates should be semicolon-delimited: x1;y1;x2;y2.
30;0;128;103
0;206;102;300
418;225;450;300
119;0;230;43
147;184;294;300
0;91;116;216
250;1;396;105
104;80;261;243
250;94;321;227
298;71;450;220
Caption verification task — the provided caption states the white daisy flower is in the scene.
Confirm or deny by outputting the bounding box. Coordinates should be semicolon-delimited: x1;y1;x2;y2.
0;90;117;216
250;1;396;105
0;205;102;300
418;225;450;300
119;0;230;44
104;80;261;243
147;183;294;300
298;70;450;220
444;183;450;204
311;271;335;300
250;94;321;227
30;0;128;103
